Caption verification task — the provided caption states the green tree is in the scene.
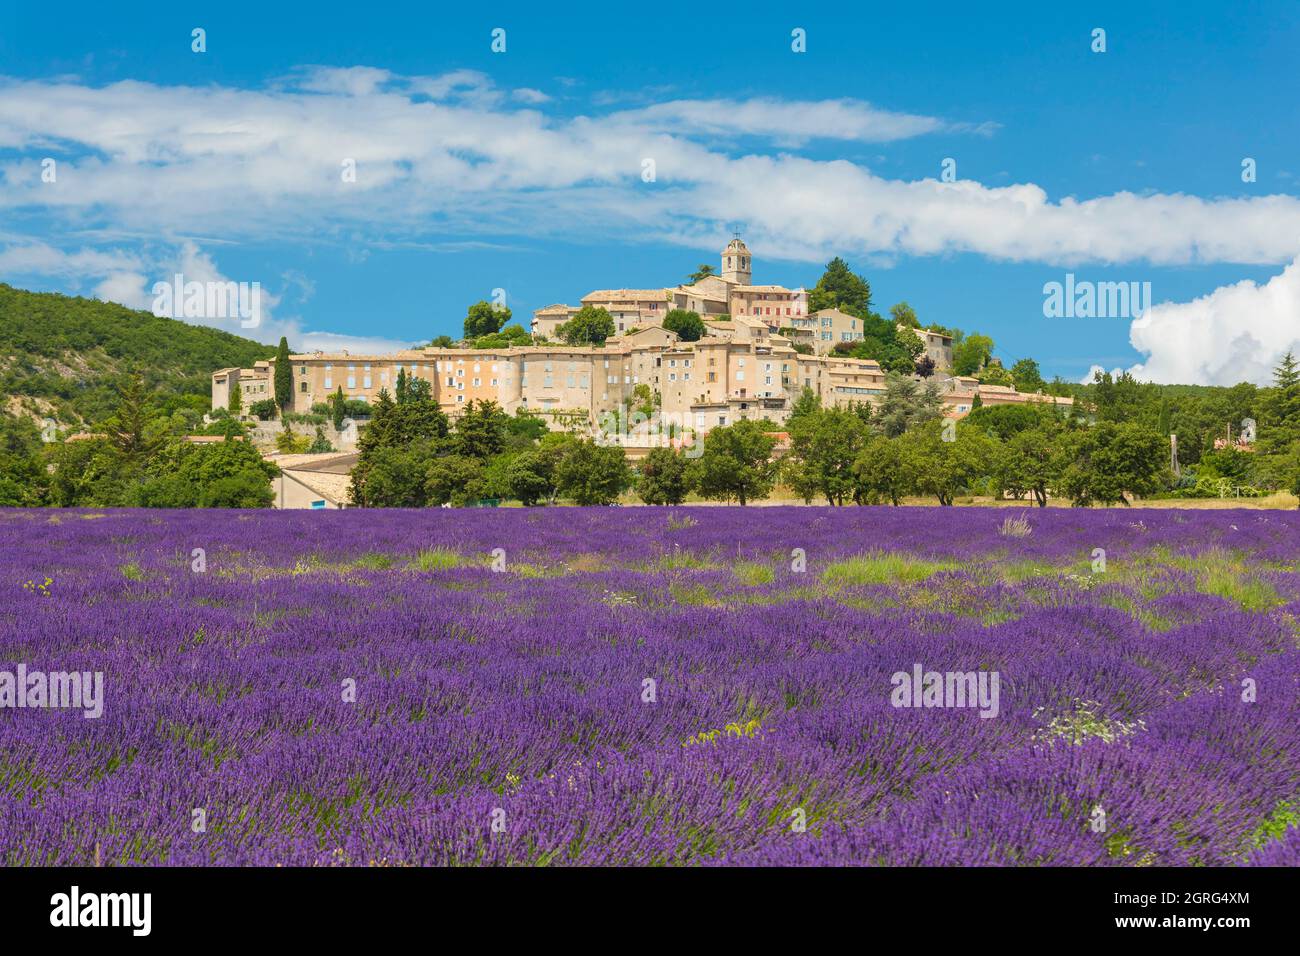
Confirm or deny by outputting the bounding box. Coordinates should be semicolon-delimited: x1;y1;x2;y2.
889;326;926;374
690;420;777;505
248;399;278;420
785;407;869;505
964;402;1058;441
787;387;822;429
228;379;242;414
637;446;691;505
331;386;346;431
350;388;449;506
808;257;872;316
198;470;276;508
852;433;915;506
464;300;509;339
688;264;716;283
1010;358;1045;393
1055;421;1167;506
889;302;919;328
426;453;487;506
873;372;943;437
1259;351;1300;454
136;437;278;508
897;419;999;506
505;450;554;506
996;425;1062;506
663;309;705;342
472;324;532;349
452;400;510;461
308;425;334;454
505;409;549;448
557;305;616;345
975;363;1014;387
45;437;130;507
952;334;994;376
0;415;48;505
554;440;630;505
104;373;163;467
274;336;292;410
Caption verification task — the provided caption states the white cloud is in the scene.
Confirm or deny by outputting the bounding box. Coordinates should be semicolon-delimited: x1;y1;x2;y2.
0;237;142;278
291;66;393;97
512;88;551;105
6;69;1294;270
1125;256;1300;386
603;97;989;143
93;271;151;309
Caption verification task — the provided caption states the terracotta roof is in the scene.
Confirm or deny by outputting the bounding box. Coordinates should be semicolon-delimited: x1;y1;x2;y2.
286;350;425;362
581;289;671;301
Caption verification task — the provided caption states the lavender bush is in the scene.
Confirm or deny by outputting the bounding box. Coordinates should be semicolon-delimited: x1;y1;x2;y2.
1;507;1296;866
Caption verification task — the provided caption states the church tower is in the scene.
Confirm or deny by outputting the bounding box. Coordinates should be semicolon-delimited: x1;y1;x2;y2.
721;236;752;285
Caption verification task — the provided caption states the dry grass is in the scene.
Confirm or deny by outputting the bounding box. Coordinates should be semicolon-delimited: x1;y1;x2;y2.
998;513;1033;538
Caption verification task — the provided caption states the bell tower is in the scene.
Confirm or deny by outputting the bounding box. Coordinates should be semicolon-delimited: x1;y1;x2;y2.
721;236;752;285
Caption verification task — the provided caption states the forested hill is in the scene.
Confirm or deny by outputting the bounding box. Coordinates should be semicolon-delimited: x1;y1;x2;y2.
0;282;275;426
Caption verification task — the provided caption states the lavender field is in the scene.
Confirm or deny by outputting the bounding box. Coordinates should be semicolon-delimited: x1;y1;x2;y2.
1;506;1298;867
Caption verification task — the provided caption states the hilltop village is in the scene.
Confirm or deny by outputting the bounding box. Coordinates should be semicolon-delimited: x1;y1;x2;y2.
214;238;1070;437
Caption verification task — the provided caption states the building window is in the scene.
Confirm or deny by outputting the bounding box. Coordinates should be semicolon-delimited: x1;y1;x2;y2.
324;377;332;389
347;375;356;389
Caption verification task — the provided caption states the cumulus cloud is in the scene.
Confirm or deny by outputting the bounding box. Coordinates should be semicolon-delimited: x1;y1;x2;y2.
93;271;151;310
4;68;1294;269
1125;256;1300;386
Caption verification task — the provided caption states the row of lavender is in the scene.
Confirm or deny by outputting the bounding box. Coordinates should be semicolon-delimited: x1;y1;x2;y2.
1;507;1297;865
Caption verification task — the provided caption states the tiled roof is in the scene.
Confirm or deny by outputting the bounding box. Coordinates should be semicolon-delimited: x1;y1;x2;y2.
284;469;352;504
581;289;670;301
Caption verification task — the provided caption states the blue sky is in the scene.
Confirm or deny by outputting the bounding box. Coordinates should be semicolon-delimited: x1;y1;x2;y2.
2;0;1299;384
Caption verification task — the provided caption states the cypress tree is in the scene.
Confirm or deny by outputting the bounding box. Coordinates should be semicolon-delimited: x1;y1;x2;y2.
274;336;292;411
331;386;346;431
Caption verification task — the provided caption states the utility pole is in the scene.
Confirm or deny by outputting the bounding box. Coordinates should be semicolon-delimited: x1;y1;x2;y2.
1170;433;1179;478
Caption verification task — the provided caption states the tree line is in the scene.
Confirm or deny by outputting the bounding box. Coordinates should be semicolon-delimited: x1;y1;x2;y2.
0;373;277;507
